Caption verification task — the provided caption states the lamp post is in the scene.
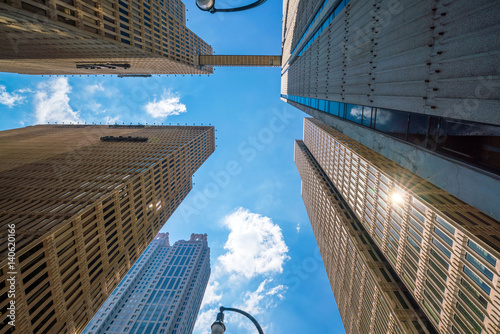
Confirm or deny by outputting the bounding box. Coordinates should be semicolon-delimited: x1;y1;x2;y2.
211;306;264;334
196;0;267;13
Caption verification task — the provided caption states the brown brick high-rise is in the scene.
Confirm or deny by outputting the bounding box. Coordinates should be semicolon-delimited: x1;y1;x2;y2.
0;0;213;75
0;124;214;334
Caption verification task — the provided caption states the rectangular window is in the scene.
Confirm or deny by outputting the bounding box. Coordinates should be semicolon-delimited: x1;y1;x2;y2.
434;226;453;247
432;238;451;258
468;240;496;266
463;265;491;295
465;253;494;281
435;214;455;235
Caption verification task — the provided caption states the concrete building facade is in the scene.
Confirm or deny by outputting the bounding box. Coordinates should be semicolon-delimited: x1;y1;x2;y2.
281;0;500;221
296;118;500;334
0;124;214;334
0;0;213;74
82;233;210;334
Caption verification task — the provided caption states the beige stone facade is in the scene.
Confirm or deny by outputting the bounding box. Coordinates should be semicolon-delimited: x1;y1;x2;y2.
198;55;281;67
0;124;214;334
297;118;500;334
0;0;212;75
295;138;435;334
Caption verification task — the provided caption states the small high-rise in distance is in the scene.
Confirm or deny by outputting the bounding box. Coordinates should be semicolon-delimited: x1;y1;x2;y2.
82;233;210;334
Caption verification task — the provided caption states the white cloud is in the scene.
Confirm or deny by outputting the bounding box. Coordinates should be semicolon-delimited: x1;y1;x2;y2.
103;115;120;124
144;89;186;119
238;279;286;315
296;223;300;233
200;280;222;308
218;208;289;279
193;307;218;334
85;82;105;94
87;100;103;113
0;85;26;107
34;77;83;124
16;88;33;93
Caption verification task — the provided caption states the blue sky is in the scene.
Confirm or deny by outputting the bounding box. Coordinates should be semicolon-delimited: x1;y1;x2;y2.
0;0;346;333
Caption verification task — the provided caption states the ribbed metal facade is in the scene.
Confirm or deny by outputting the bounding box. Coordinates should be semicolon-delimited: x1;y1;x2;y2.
0;124;214;334
281;0;500;223
296;118;500;334
282;0;500;125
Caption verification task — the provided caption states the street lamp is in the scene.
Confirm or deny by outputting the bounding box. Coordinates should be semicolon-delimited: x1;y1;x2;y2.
211;306;264;334
196;0;267;13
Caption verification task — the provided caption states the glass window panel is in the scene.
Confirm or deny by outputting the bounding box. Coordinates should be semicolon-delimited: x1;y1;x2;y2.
434;226;453;247
407;236;421;253
409;216;423;234
318;99;326;112
465;253;494;281
374;108;408;140
460;278;488;309
467;240;497;266
463;265;491;295
408;113;429;147
435;214;455;235
456;302;482;333
408;226;422;244
328;101;340;116
429;258;447;281
411;207;425;223
362;107;373;127
345;104;363;124
458;290;485;321
432;237;451;258
436;118;500;174
411;196;426;214
430;248;449;270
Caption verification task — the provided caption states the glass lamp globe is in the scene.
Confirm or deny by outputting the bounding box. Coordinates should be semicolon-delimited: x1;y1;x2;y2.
196;0;215;11
211;322;225;334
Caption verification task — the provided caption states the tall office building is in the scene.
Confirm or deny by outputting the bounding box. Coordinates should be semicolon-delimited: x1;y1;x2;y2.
295;118;500;334
0;124;214;334
281;0;500;221
0;0;212;74
82;232;210;334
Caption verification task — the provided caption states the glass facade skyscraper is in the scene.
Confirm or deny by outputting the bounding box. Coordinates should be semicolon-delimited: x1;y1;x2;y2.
82;233;210;334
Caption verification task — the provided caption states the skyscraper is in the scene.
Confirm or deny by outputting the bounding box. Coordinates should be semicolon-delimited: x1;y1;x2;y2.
82;232;210;334
0;0;212;75
281;0;500;221
295;118;500;334
0;124;214;334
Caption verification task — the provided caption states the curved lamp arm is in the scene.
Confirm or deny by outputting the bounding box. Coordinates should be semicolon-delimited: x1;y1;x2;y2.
196;0;267;13
221;306;264;334
211;306;264;334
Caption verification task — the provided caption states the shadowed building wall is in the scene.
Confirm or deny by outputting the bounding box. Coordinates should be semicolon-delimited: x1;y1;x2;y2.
296;118;500;334
0;0;213;75
0;124;214;334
